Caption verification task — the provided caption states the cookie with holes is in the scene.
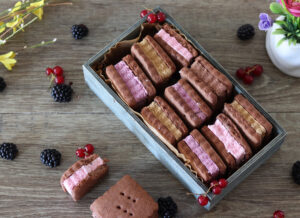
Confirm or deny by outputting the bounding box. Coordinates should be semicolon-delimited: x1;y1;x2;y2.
90;175;158;218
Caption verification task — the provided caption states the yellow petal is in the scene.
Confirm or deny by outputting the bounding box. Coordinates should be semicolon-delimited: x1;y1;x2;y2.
11;1;22;13
0;51;17;71
0;22;5;33
29;0;44;20
0;51;15;59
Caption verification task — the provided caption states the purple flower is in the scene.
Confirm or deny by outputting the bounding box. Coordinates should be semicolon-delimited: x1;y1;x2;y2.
258;13;273;31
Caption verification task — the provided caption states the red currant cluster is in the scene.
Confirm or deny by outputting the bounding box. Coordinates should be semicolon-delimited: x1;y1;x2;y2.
187;178;228;206
76;144;94;158
45;66;65;85
140;9;166;24
236;64;263;85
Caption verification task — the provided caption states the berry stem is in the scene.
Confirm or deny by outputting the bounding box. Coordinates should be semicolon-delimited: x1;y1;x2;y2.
245;66;256;75
186;182;220;197
142;6;154;13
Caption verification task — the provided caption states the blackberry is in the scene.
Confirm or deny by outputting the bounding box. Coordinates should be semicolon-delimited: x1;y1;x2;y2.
0;143;18;160
292;161;300;185
71;24;88;40
51;84;73;103
40;149;61;168
237;24;255;40
0;77;6;92
158;196;177;218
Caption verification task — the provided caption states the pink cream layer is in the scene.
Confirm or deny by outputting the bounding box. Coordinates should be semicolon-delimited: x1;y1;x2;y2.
114;61;148;105
208;119;245;164
63;157;104;195
156;29;193;62
184;135;219;177
172;83;206;121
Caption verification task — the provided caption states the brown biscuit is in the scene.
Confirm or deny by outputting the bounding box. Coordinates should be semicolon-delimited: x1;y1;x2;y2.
177;129;226;183
154;23;198;67
141;96;188;145
90;175;158;218
180;67;218;110
234;94;273;138
201;126;237;171
60;154;109;201
131;35;176;87
106;55;156;110
164;79;212;128
194;56;233;97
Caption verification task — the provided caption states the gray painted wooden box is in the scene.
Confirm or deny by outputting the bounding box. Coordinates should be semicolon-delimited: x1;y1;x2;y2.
82;7;286;210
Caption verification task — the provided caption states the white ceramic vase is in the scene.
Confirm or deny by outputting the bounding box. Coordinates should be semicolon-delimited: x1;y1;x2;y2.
266;16;300;77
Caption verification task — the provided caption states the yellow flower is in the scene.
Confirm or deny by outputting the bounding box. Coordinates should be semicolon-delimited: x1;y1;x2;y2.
0;51;17;71
0;22;5;33
28;0;44;20
10;1;22;13
6;15;24;32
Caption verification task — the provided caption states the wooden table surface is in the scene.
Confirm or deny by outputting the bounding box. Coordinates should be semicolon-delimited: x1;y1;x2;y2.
0;0;299;217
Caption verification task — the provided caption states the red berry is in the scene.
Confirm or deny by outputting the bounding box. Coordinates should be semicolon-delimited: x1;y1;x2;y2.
243;74;254;85
55;76;64;84
76;148;85;158
157;12;166;23
210;180;219;187
140;9;149;18
53;66;63;76
212;185;222;195
273;210;284;218
46;68;53;76
147;13;157;23
218;178;228;188
198;195;209;206
85;144;94;154
236;68;246;79
253;64;263;77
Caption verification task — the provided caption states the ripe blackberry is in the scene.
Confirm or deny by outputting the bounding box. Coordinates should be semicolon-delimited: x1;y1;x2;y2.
0;143;18;160
237;24;255;40
0;77;6;92
158;196;177;218
40;149;61;168
71;24;88;40
292;161;300;185
51;84;73;103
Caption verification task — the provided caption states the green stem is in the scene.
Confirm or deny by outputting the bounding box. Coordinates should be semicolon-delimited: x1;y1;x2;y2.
28;39;56;49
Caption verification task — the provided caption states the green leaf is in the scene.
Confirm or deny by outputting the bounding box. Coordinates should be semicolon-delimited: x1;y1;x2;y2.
270;2;285;15
275;20;286;26
288;38;292;46
277;37;287;47
272;28;287;35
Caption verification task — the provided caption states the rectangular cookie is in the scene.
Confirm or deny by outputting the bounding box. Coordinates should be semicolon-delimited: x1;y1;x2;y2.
154;23;198;67
90;175;158;218
131;35;176;87
106;54;156;110
223;94;273;150
177;129;227;183
164;79;212;128
202;113;252;167
60;154;108;201
141;96;188;145
180;67;218;110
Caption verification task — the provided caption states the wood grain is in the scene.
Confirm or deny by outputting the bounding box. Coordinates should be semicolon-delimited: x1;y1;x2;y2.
0;0;299;217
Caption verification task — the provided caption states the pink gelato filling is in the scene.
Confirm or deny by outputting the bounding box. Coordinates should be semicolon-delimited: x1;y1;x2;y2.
184;135;219;177
115;61;148;106
208;119;245;164
156;29;193;62
172;83;206;121
63;157;104;195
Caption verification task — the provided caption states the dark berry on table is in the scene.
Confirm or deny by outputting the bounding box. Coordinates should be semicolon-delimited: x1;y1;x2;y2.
46;68;53;76
76;148;85;158
198;195;208;206
51;84;73;103
273;210;285;218
218;178;228;188
147;13;157;23
236;68;246;79
243;74;254;85
71;24;88;40
0;143;18;160
40;149;61;168
158;196;177;218
253;64;263;76
55;75;65;84
157;12;166;23
140;9;149;18
53;66;63;76
237;24;255;40
292;161;300;185
0;77;7;92
212;185;222;195
85;144;94;154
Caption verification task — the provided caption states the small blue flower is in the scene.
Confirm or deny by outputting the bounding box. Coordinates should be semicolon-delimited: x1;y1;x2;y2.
258;13;273;31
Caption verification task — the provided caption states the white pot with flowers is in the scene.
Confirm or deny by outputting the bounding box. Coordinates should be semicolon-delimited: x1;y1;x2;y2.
260;0;300;77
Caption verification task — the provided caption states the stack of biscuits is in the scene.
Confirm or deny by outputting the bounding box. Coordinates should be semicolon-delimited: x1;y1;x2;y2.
105;23;273;184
